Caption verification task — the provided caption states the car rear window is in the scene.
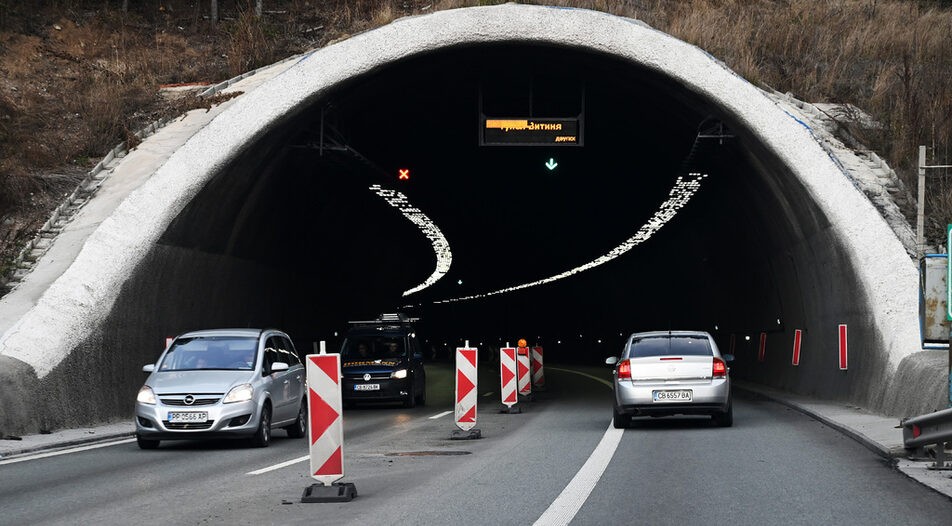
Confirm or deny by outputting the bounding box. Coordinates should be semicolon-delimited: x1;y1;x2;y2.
627;335;713;358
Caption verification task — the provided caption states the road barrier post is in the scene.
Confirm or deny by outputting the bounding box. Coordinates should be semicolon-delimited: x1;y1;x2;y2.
791;329;802;366
838;324;848;370
500;346;519;413
531;345;545;390
302;342;357;503
517;346;532;400
452;342;481;439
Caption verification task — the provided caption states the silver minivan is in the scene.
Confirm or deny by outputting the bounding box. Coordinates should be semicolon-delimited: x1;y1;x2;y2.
134;328;307;449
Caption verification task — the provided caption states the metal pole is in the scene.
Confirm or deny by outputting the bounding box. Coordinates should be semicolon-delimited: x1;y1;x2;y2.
918;145;927;257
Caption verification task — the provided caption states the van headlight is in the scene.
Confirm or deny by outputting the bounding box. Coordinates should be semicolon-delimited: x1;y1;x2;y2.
223;383;254;403
137;386;156;405
391;369;408;379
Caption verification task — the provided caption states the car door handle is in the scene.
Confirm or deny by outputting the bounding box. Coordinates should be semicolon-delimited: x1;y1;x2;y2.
283;380;289;384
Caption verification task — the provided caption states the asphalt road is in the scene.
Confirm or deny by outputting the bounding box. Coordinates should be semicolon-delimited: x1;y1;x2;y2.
2;364;951;525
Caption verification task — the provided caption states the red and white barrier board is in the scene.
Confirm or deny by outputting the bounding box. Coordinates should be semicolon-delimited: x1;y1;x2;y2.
791;329;802;366
306;353;344;486
757;332;767;362
838;324;848;370
531;346;545;388
517;348;532;396
455;347;478;431
500;347;517;408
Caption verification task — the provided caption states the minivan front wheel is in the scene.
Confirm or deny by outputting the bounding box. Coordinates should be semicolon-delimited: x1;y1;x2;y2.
136;435;160;450
251;404;272;447
403;380;417;408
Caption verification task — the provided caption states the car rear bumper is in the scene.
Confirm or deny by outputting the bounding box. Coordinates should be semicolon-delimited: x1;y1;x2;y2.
614;378;730;416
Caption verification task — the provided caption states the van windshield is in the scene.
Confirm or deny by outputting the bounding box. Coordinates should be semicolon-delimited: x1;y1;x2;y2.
627;335;713;358
341;334;406;361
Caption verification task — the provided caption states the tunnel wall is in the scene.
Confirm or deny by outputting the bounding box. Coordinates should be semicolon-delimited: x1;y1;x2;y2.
0;4;927;434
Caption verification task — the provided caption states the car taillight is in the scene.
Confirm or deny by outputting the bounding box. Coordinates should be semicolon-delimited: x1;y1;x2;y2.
712;357;727;378
618;359;631;380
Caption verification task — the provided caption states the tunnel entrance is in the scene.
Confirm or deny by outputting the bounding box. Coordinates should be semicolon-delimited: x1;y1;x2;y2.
2;4;925;436
158;43;826;366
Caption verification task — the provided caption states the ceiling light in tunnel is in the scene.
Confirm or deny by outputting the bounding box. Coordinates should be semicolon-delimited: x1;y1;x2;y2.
745;335;751;341
430;172;708;304
370;184;452;296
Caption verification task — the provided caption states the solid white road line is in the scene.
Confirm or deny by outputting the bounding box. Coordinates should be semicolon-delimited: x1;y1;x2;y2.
533;424;624;525
482;392;495;397
533;367;621;525
0;438;136;466
246;454;309;475
428;410;453;420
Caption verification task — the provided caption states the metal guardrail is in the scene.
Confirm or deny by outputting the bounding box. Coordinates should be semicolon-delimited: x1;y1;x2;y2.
902;407;952;470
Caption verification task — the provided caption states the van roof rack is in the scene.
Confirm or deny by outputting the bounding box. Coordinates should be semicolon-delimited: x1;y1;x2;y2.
347;312;420;326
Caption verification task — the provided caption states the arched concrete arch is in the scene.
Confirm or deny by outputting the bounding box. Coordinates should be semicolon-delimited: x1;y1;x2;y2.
0;4;926;433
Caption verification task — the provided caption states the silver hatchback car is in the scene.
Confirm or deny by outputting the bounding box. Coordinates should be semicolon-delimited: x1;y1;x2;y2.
135;328;307;449
606;331;733;428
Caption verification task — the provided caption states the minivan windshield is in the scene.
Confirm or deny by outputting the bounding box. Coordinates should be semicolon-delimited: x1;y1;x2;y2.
159;336;258;371
628;335;713;358
341;334;406;361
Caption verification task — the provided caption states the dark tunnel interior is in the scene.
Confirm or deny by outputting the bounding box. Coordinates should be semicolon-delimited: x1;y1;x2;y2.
155;43;848;367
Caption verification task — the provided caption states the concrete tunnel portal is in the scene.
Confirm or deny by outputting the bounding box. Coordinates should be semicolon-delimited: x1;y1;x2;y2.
0;5;924;434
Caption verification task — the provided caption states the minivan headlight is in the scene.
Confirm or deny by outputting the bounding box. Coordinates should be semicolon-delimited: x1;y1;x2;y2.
137;386;156;405
223;383;254;404
391;369;408;379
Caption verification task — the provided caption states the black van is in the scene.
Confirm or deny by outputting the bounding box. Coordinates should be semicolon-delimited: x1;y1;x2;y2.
339;313;426;408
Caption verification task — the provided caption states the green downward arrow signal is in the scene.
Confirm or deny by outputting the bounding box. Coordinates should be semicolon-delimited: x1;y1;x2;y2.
545;158;558;170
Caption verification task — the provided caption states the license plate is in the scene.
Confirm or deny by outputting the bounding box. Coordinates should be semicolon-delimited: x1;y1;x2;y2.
167;411;208;423
652;390;693;402
354;384;380;391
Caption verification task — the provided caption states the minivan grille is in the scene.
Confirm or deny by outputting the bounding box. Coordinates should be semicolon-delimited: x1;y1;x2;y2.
160;397;220;406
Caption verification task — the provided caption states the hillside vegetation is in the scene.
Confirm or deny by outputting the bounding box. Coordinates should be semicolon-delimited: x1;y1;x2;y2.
1;0;951;279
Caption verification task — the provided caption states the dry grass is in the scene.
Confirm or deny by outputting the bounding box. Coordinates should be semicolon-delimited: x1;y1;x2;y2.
1;0;952;272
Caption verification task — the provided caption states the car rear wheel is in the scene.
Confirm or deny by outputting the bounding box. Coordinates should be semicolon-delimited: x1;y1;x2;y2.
136;435;160;450
251;404;272;447
713;402;733;427
285;399;307;438
612;405;631;429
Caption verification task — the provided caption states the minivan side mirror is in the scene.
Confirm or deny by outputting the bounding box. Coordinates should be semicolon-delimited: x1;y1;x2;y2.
413;352;423;362
605;356;619;366
723;354;735;363
142;364;155;373
270;361;289;373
